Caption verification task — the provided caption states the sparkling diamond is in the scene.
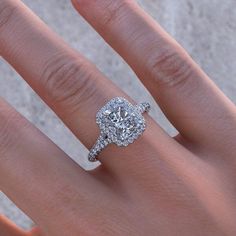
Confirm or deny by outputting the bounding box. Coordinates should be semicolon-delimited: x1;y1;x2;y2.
103;140;108;146
112;136;118;142
128;137;134;143
117;140;123;146
123;141;129;146
104;109;112;116
97;98;148;147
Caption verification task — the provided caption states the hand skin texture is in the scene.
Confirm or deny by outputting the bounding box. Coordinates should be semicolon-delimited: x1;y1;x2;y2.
0;0;236;235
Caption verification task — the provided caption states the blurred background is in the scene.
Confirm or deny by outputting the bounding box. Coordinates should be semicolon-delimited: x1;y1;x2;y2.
0;0;235;230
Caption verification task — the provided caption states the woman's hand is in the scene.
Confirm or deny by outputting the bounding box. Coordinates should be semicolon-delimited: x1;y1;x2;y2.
0;0;236;235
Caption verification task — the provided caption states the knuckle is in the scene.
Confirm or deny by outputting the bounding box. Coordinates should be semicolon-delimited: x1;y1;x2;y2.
147;48;194;87
40;53;98;116
0;2;17;31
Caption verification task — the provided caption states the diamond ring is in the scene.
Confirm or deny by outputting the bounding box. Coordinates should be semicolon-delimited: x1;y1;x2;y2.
88;97;151;162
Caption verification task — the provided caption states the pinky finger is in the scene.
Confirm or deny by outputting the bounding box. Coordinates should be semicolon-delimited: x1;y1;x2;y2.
0;214;27;236
27;227;42;236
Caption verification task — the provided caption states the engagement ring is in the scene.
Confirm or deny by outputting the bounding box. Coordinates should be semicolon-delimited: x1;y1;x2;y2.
88;97;150;162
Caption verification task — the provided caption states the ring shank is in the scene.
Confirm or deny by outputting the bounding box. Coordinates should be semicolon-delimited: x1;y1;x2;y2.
136;102;151;114
88;134;109;162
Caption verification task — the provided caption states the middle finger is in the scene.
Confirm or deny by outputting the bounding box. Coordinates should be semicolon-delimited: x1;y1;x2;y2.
0;0;177;177
72;0;236;156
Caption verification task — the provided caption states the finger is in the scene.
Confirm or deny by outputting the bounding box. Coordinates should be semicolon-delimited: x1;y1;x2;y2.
0;98;99;235
0;0;178;176
0;214;27;236
72;0;236;154
27;227;42;236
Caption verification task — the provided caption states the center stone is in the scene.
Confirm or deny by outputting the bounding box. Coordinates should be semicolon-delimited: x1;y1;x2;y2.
108;106;135;140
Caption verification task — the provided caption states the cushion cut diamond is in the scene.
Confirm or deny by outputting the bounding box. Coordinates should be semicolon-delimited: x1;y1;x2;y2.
96;97;146;146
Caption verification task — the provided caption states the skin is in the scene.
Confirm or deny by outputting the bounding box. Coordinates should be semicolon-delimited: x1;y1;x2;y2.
0;0;235;235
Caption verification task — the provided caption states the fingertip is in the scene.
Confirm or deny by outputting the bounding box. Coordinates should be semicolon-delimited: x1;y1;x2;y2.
28;227;42;236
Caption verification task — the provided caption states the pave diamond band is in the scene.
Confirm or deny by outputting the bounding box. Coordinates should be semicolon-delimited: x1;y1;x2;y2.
88;97;150;162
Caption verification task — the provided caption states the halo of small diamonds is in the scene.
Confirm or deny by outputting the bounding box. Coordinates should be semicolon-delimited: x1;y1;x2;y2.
88;97;150;162
96;97;146;146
